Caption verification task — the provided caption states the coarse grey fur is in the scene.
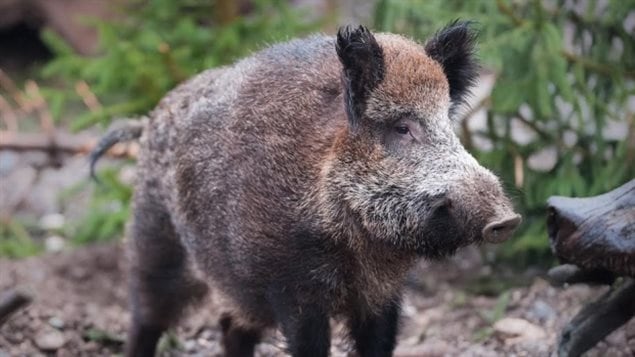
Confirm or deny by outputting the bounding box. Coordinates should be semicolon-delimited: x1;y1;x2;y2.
94;23;521;357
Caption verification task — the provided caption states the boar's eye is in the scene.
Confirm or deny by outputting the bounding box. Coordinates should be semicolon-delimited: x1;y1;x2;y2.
384;118;422;151
395;124;410;135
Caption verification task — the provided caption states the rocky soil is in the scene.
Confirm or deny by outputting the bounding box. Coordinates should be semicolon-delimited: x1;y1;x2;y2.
1;242;634;357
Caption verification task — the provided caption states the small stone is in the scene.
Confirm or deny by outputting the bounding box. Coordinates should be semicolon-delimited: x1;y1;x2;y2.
395;340;450;357
13;332;24;342
0;166;37;212
514;339;550;355
256;343;283;356
0;151;19;176
493;317;546;341
48;316;65;329
199;328;214;340
34;329;66;351
84;341;99;351
39;213;65;231
118;165;137;185
45;235;66;253
183;339;197;352
401;300;417;317
528;300;556;322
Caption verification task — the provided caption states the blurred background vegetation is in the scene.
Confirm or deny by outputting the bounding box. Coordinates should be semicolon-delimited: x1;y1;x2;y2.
1;0;633;268
375;0;635;265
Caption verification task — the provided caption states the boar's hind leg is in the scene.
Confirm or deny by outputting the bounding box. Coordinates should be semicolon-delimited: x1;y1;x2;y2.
219;313;262;357
348;299;401;357
126;193;208;357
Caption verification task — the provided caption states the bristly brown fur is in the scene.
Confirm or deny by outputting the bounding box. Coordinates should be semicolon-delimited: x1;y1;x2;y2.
119;22;518;357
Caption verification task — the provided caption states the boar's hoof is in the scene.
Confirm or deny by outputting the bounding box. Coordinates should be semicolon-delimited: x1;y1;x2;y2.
482;214;522;243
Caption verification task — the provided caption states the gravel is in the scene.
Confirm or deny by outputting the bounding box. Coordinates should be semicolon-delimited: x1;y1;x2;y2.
1;243;633;356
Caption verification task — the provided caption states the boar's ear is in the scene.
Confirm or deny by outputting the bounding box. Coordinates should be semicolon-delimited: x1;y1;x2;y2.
336;25;385;128
425;20;479;114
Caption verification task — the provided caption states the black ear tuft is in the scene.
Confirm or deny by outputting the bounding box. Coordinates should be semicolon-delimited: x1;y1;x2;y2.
336;25;385;127
425;20;479;114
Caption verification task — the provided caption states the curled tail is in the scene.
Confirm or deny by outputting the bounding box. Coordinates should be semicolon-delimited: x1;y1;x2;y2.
89;118;146;181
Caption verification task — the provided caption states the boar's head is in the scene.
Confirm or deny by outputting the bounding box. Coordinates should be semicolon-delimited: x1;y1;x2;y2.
316;22;521;258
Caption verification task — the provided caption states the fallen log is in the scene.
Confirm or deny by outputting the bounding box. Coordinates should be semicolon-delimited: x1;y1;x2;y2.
547;264;615;286
546;180;635;357
558;278;635;357
547;179;635;277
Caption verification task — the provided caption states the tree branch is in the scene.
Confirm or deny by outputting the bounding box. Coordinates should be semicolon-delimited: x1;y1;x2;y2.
560;50;635;80
0;131;138;158
459;96;491;150
514;111;554;142
496;0;526;26
558;278;635;357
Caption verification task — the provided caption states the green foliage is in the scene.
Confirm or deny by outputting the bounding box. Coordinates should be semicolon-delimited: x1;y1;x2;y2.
66;168;133;244
41;0;320;130
482;291;511;323
473;291;511;342
0;218;42;258
157;331;182;354
83;328;125;347
0;167;131;258
375;0;635;264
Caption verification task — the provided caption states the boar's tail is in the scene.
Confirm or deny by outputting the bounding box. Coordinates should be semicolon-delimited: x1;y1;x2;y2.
89;118;146;181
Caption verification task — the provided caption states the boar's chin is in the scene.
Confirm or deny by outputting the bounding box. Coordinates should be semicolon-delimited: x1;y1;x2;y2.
411;207;475;259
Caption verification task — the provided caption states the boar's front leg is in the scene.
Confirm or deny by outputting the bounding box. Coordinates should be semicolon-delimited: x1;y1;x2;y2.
267;287;331;357
219;313;262;357
349;298;401;357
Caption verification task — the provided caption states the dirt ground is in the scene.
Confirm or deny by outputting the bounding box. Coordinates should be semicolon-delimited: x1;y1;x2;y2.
1;242;634;357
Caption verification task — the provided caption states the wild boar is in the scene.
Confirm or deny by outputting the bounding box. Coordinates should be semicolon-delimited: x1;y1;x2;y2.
91;21;521;357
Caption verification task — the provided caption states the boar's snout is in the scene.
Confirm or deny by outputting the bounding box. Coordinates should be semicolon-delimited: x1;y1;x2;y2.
482;214;522;243
437;158;522;246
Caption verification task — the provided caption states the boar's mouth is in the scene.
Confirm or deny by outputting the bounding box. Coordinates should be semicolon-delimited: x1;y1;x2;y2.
416;207;465;258
410;198;471;259
410;197;521;259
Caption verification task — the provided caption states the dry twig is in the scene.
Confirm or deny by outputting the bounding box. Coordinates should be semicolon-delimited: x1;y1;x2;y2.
75;81;102;112
0;130;138;158
0;95;18;131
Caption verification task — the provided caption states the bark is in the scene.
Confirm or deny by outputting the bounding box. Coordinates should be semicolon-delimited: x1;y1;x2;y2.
558;278;635;357
547;264;615;286
547;180;635;277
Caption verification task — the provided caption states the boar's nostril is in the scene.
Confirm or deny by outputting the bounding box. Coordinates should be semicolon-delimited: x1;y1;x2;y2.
482;214;522;244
